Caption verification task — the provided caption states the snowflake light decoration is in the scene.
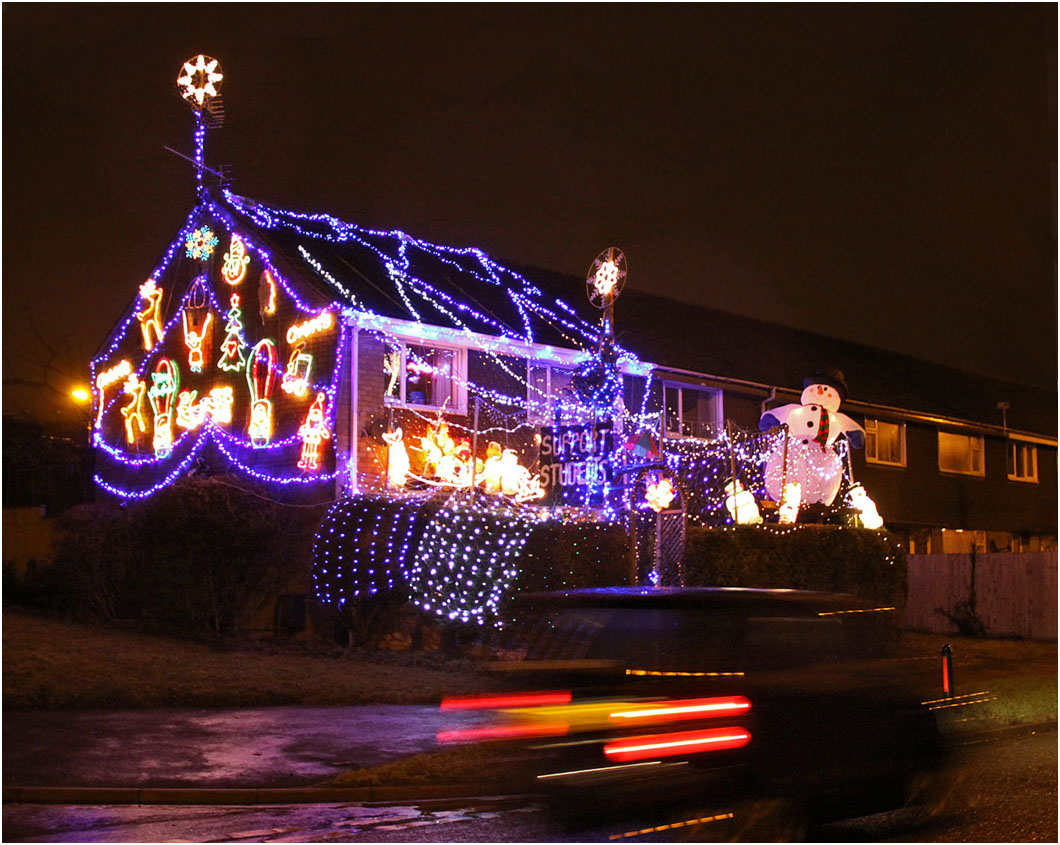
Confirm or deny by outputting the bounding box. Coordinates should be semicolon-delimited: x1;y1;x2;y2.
177;55;223;109
185;226;219;260
645;477;676;513
593;259;621;299
586;247;627;308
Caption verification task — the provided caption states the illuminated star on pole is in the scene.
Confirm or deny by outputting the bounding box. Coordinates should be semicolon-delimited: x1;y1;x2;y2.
177;55;223;108
593;259;621;299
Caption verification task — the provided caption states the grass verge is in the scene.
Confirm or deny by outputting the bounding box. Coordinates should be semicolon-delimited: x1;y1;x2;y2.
2;610;500;709
4;610;1054;729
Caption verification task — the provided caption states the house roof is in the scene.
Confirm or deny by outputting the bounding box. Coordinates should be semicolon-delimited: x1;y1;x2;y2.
613;288;1057;437
215;190;606;357
213;190;1056;438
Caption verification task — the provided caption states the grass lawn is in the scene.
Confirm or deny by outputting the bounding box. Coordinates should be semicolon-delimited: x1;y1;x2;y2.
898;631;1057;729
2;610;500;709
4;611;1054;730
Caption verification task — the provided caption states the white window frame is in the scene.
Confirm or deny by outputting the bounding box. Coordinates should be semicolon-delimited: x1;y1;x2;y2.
383;336;467;414
662;381;724;440
527;362;577;425
864;418;907;467
1007;440;1038;483
937;431;985;477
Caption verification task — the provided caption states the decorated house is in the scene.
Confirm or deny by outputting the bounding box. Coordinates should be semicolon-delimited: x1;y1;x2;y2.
90;57;1055;628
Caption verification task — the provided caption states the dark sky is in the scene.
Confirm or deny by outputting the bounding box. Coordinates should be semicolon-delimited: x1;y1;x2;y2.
3;4;1056;428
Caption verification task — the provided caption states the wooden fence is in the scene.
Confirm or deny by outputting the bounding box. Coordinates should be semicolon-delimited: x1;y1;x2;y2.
903;552;1058;640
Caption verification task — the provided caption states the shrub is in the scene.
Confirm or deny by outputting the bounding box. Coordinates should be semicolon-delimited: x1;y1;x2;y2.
682;525;906;605
28;479;327;637
514;520;629;595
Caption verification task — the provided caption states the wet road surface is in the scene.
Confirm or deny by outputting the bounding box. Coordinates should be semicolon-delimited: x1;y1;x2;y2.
4;726;1055;841
3;706;480;788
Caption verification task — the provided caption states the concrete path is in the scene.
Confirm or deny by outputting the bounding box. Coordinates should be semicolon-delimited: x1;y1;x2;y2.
3;705;481;789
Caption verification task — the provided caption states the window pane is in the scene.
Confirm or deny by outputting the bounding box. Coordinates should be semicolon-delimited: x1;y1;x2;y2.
865;430;878;461
681;388;719;438
664;387;681;434
405;344;455;408
550;368;574;401
1009;443;1037;480
877;422;902;464
939;432;982;475
384;341;402;401
528;365;549;423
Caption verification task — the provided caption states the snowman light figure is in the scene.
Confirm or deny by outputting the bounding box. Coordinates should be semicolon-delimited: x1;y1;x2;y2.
724;479;763;525
847;482;884;529
759;368;864;507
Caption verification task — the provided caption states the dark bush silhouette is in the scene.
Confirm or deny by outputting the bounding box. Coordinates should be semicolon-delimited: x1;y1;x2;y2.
23;479;326;637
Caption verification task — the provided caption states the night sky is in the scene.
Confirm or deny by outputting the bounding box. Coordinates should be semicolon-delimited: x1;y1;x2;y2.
3;4;1056;430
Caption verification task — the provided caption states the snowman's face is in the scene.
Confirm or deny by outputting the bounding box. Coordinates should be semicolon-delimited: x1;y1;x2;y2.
801;383;841;412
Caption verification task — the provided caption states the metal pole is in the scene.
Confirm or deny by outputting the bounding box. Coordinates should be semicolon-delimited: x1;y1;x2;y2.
471;396;480;489
629;506;639;586
781;424;790;492
727;420;738;524
385;406;393;489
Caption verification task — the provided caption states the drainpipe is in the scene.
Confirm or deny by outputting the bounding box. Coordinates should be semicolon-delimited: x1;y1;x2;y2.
347;320;360;495
760;387;777;419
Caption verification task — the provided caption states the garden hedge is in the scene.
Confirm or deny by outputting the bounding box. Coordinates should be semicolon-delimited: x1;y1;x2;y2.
681;524;906;605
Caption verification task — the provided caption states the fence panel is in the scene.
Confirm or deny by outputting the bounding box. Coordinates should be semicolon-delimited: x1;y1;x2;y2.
903;554;972;634
905;552;1057;640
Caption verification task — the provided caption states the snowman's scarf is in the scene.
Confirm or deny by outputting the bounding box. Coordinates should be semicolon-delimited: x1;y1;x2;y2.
814;407;831;450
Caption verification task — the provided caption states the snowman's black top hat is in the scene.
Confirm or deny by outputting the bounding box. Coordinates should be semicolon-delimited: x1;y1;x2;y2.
803;367;848;402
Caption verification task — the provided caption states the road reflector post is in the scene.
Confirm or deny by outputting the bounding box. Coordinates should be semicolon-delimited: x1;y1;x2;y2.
940;643;954;697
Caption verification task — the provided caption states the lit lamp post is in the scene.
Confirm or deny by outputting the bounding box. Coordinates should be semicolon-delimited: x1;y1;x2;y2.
71;386;92;445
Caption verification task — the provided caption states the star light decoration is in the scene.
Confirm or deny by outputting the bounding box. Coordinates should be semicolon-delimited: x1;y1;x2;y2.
177;55;223;109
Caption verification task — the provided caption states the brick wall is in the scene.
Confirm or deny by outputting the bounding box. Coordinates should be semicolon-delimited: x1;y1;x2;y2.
355;331;386;487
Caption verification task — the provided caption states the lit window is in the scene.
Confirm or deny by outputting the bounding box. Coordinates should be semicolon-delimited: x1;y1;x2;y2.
1007;441;1038;483
384;339;465;412
937;431;984;476
864;419;906;467
663;382;722;439
527;364;577;424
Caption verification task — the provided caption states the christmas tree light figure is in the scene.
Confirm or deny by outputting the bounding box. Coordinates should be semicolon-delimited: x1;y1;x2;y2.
218;292;248;373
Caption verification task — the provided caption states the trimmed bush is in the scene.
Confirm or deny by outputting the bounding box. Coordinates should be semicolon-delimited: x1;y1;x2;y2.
514;520;629;595
22;479;327;637
682;525;906;605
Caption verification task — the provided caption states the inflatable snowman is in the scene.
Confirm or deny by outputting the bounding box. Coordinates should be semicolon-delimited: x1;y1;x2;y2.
759;368;864;508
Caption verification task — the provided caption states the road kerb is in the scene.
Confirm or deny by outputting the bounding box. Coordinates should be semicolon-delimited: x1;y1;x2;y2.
3;783;518;806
